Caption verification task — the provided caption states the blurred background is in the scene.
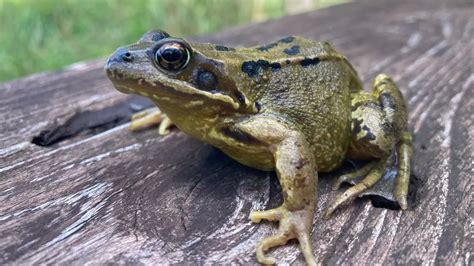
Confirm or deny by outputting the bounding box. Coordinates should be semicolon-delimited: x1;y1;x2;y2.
0;0;345;83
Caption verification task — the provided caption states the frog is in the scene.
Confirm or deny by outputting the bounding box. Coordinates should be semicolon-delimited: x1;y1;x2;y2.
104;30;412;265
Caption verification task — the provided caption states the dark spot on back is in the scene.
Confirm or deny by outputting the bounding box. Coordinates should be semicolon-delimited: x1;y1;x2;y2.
241;60;271;77
283;45;300;55
300;57;320;67
257;42;278;51
242;61;259;77
256;59;270;69
279;36;295;43
255;101;262;112
270;62;281;72
215;45;235;52
285;59;291;64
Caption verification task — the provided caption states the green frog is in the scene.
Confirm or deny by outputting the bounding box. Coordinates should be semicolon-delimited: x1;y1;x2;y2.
105;30;412;265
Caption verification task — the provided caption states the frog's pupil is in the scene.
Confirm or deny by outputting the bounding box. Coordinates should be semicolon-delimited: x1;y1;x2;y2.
162;48;182;62
155;42;191;72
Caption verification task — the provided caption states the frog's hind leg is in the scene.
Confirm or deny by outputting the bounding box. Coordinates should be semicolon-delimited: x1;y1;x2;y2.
332;161;378;190
326;74;412;217
325;159;386;218
129;107;174;135
375;74;413;210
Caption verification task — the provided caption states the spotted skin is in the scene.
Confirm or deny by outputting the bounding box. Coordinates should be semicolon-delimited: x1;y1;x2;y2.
326;74;412;218
257;42;278;51
105;30;413;265
215;45;236;52
347;89;396;159
283;45;300;55
279;36;295;43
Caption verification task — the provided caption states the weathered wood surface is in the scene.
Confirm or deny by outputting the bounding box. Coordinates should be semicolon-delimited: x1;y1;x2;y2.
1;0;473;264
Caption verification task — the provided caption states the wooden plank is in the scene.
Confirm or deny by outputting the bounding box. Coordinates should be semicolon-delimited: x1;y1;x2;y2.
1;0;472;264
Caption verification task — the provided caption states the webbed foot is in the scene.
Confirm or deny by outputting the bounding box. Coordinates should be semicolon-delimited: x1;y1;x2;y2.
324;160;386;219
129;107;174;135
250;206;316;265
331;161;377;190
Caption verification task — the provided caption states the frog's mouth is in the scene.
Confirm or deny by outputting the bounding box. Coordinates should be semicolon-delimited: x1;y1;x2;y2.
105;65;241;112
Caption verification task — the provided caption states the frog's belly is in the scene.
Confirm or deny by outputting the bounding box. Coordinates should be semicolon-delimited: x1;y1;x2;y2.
207;125;349;173
216;136;347;173
213;141;275;171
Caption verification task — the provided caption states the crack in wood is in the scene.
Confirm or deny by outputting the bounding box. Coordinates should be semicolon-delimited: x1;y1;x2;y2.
31;96;154;147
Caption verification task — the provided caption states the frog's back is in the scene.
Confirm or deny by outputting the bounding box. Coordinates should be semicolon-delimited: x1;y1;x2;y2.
195;36;362;171
243;37;360;171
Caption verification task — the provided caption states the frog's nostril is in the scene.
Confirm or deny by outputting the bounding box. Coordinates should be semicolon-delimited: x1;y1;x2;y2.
121;52;134;62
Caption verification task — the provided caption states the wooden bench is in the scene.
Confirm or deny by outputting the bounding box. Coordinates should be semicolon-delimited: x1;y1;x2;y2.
1;0;472;264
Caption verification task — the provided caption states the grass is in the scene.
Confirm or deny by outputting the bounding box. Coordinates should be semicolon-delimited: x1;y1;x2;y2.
0;0;344;82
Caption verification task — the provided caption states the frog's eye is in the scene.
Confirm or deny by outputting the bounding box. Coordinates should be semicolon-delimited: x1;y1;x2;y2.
154;42;191;72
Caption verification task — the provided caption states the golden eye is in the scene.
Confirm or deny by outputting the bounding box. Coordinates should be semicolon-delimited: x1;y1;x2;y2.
154;42;191;72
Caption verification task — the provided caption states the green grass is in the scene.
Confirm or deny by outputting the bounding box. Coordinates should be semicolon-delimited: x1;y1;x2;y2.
0;0;343;82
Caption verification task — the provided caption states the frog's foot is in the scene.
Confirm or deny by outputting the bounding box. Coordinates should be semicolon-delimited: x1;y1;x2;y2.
324;159;386;219
332;161;378;190
158;116;174;135
129;107;174;135
250;206;316;265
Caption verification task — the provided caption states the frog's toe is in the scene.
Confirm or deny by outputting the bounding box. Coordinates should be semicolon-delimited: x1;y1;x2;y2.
395;131;412;210
158;116;174;135
396;194;408;210
250;207;283;223
129;107;163;131
130;108;155;120
256;231;289;265
129;107;175;134
332;161;377;190
325;159;386;219
253;206;316;265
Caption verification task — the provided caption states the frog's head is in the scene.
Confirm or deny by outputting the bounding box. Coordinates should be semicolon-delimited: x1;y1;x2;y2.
105;30;258;133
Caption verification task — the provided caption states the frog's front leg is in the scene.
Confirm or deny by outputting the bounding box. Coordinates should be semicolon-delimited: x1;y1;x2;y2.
236;116;317;265
129;107;174;135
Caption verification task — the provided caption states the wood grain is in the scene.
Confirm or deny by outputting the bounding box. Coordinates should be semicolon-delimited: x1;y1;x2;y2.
1;0;472;264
